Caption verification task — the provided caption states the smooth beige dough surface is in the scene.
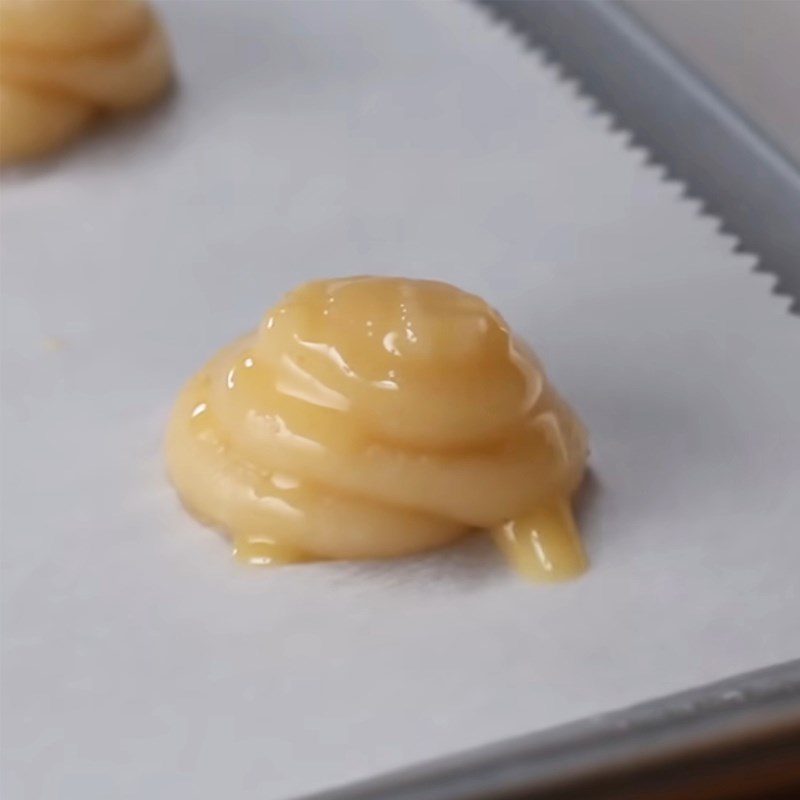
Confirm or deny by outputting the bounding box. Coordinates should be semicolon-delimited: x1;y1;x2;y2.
0;0;172;163
166;277;590;582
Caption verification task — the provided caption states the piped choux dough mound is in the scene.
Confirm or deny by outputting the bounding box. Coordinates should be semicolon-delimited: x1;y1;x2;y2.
0;0;172;163
166;277;589;581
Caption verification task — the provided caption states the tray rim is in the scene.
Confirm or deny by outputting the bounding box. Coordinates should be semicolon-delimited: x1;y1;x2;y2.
305;658;800;799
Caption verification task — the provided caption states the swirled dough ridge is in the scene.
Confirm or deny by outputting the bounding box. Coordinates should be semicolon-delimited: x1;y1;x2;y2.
166;277;589;579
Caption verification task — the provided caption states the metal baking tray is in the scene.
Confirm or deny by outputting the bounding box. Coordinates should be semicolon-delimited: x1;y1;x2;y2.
307;2;800;797
479;0;800;309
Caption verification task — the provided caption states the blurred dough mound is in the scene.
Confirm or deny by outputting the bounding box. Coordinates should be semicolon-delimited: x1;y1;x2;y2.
0;0;172;163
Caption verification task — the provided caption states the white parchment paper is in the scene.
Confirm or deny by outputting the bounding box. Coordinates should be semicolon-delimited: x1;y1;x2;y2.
2;2;799;798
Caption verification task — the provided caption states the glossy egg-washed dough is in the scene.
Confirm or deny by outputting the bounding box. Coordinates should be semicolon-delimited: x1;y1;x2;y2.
0;0;171;163
166;277;589;581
